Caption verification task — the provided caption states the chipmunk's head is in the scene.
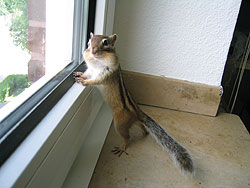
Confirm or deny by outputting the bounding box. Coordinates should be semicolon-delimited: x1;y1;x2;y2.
84;33;117;59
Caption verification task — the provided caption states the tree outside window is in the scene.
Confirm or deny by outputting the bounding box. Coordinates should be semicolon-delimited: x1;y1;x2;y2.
0;0;45;106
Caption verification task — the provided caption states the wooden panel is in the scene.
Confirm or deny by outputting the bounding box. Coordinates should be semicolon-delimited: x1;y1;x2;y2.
122;71;222;116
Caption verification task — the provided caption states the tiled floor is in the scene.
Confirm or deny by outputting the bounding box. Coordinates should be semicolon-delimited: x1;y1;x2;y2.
88;105;250;188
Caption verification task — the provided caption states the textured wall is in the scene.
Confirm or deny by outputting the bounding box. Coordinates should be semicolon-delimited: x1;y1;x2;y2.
113;0;241;86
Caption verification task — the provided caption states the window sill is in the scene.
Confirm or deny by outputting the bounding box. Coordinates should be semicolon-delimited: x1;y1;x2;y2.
0;84;113;188
62;101;113;188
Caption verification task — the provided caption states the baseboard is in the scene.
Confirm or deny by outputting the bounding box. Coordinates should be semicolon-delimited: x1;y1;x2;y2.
122;71;222;116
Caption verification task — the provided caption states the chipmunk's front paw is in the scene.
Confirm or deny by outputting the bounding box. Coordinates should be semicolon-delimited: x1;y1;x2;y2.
73;72;89;80
74;77;89;86
73;72;84;77
111;147;128;157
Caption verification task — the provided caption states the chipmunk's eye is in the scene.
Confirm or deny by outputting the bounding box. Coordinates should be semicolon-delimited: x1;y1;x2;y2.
103;39;108;46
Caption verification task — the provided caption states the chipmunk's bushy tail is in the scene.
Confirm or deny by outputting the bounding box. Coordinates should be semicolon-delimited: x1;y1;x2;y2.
142;113;194;175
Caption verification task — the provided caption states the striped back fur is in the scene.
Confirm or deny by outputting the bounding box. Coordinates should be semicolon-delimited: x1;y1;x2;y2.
117;69;194;174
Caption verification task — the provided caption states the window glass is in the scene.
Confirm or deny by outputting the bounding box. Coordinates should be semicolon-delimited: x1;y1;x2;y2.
0;0;74;121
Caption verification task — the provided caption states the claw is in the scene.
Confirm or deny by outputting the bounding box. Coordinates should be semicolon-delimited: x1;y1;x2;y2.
111;147;128;157
73;72;82;77
111;147;119;153
74;77;82;83
111;147;119;151
114;150;120;155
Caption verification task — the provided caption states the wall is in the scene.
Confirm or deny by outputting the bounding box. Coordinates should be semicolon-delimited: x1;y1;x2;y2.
113;0;241;86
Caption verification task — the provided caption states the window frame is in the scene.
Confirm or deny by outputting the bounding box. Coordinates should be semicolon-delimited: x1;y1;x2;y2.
0;0;96;166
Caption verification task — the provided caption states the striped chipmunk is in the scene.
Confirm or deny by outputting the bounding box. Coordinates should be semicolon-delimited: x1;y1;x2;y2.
74;33;194;175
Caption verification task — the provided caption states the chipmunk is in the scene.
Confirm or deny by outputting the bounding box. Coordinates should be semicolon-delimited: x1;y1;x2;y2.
74;33;194;175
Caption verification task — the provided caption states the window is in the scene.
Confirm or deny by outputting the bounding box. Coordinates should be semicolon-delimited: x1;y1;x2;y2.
0;0;96;165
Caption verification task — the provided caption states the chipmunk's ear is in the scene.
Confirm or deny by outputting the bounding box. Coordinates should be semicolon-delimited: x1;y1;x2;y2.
90;32;94;38
109;34;117;46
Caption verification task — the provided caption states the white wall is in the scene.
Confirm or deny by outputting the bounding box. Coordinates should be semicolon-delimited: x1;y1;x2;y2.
113;0;241;86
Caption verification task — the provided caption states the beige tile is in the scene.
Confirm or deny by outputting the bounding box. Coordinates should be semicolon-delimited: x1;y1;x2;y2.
88;105;250;188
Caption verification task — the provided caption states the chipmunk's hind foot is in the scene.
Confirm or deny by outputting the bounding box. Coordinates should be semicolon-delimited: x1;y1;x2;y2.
111;146;128;157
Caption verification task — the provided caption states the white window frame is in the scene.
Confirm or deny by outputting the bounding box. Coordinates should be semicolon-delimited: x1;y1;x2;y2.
0;0;116;187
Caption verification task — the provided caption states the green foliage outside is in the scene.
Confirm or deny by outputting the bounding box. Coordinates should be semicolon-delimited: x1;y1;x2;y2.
0;0;29;51
0;74;31;103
